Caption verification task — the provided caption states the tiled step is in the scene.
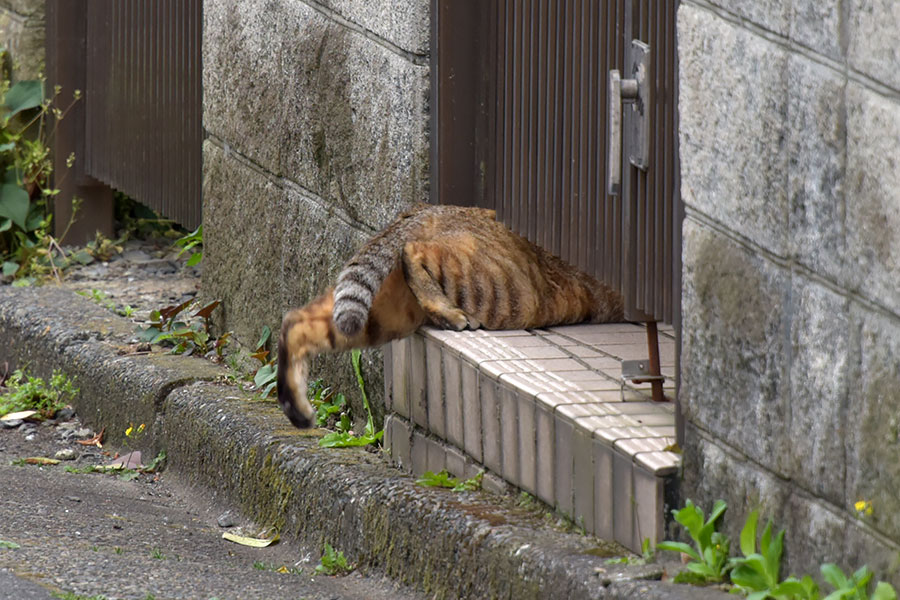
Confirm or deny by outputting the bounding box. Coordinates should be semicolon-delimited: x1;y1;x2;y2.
383;323;680;553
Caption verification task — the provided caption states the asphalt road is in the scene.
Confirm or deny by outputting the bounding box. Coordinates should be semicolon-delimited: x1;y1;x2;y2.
0;417;426;600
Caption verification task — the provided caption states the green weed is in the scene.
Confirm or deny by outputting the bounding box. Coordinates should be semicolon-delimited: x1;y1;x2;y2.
314;542;353;576
76;288;135;318
659;501;898;599
136;298;228;357
416;469;484;492
0;70;83;284
657;499;731;584
173;224;202;267
318;350;383;448
0;368;78;419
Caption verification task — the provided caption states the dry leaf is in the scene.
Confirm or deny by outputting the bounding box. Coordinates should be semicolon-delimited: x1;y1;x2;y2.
107;450;142;470
193;300;220;320
221;532;279;548
24;457;60;465
1;410;37;421
76;427;105;448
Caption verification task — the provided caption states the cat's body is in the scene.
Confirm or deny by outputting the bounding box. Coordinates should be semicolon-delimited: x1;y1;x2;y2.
277;203;624;428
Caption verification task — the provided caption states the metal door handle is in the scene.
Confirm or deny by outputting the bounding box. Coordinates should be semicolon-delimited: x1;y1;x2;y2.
607;40;651;196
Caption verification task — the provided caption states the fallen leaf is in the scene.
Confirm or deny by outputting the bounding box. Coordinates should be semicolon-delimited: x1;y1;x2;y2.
222;532;279;548
1;410;37;421
107;450;142;470
24;457;60;465
76;427;105;448
193;300;220;320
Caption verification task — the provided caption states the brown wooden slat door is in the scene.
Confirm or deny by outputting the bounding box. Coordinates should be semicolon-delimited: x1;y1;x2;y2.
431;0;681;326
79;0;202;230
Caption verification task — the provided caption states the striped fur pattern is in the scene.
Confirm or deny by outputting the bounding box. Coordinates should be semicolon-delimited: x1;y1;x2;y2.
277;203;624;428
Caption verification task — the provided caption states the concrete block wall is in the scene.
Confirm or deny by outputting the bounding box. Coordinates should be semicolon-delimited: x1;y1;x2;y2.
678;0;900;583
0;0;43;82
201;0;430;422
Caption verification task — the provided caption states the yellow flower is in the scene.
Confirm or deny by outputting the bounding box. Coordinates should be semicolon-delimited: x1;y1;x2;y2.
137;423;145;434
855;500;873;517
125;425;133;437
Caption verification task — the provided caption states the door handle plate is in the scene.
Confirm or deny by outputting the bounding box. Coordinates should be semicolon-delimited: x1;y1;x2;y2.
607;39;651;195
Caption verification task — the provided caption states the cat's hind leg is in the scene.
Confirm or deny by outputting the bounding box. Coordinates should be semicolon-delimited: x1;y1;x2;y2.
402;241;477;330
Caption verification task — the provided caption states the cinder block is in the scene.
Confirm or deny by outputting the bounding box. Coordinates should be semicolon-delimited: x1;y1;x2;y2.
848;0;900;90
678;5;790;256
461;360;483;463
681;219;791;474
425;337;445;438
443;351;464;448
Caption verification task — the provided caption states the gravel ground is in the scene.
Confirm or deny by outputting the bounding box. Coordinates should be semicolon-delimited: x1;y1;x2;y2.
0;394;426;600
0;241;427;600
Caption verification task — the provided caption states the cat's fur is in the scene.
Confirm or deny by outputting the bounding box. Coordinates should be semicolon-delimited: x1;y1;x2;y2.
277;203;623;428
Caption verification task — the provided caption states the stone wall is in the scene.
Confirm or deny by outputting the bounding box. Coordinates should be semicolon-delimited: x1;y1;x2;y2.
678;0;900;583
0;0;43;81
202;0;430;424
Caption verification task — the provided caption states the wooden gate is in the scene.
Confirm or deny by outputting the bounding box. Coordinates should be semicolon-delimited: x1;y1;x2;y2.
431;0;681;328
45;0;202;241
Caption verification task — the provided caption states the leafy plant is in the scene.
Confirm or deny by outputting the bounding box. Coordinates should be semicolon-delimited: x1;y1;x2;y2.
314;542;353;576
75;288;133;317
657;499;731;584
0;368;78;419
253;362;277;399
136;298;227;357
318;349;383;448
416;469;484;492
728;510;819;600
0;539;19;549
248;325;278;398
307;379;346;428
606;538;656;566
820;564;897;600
0;67;85;283
173;224;202;267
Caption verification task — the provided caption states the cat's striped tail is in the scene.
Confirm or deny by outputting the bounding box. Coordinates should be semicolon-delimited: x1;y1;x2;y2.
332;208;421;337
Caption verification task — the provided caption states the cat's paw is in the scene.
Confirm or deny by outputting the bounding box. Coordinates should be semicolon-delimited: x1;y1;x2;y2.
431;308;468;331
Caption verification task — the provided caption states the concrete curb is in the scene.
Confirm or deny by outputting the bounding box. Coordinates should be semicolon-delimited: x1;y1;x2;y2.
0;285;728;600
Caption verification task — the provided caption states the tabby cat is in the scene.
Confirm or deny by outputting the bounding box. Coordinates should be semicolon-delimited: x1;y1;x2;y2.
277;203;623;428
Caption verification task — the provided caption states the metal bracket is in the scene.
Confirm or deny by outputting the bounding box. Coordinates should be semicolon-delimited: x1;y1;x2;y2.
620;359;666;402
607;39;651;195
